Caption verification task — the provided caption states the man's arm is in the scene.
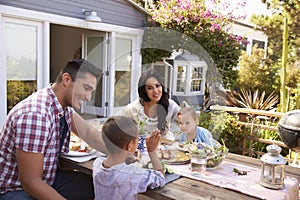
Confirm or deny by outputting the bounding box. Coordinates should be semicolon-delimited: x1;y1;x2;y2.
16;149;66;200
71;112;107;153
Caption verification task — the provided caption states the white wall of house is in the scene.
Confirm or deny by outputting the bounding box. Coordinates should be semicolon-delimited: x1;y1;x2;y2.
228;22;268;56
0;4;144;125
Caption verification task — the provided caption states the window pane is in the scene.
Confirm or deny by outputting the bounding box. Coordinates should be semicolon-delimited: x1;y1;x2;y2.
114;38;132;106
190;66;202;92
6;22;37;112
176;65;186;92
253;39;265;49
240;37;248;51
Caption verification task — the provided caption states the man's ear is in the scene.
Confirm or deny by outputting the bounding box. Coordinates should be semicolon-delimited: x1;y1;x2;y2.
61;73;72;86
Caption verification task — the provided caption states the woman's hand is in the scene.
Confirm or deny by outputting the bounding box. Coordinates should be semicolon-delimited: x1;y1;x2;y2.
146;129;161;152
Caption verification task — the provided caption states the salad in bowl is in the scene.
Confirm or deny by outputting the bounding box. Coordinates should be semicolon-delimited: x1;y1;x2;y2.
178;140;229;169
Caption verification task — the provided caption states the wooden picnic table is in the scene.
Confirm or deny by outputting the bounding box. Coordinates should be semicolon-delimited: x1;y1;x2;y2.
59;153;300;200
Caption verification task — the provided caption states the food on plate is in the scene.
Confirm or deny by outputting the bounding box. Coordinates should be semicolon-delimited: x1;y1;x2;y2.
177;142;189;152
70;142;81;151
172;151;190;162
157;149;171;160
159;138;175;145
178;142;213;154
143;161;174;174
69;132;91;153
158;149;190;164
187;143;200;152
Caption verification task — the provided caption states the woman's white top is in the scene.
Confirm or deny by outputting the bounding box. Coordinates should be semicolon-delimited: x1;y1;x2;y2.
119;99;180;140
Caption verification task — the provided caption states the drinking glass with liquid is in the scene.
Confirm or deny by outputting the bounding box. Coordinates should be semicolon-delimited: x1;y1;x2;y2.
190;152;207;173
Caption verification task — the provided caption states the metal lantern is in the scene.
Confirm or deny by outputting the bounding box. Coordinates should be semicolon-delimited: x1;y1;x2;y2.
260;144;286;189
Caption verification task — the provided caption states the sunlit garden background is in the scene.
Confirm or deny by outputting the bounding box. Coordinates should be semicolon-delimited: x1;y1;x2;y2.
133;0;300;160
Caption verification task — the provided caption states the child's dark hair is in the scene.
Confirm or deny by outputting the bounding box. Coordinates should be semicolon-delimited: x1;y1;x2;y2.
55;58;101;82
178;107;197;121
102;116;138;153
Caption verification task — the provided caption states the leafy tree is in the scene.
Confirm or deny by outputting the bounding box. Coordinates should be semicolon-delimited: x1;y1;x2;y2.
141;0;248;89
237;45;279;96
252;0;299;62
250;0;300;110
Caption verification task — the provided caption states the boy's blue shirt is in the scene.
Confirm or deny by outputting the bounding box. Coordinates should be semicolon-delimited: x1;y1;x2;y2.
179;126;215;146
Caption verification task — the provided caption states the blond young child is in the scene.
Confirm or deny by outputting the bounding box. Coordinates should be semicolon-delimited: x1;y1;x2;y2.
93;116;165;200
178;107;215;146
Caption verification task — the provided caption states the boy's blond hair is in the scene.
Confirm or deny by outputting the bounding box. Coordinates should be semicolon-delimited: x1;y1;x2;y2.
178;107;198;122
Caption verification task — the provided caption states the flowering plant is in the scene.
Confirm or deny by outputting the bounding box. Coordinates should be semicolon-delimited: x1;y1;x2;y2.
138;118;147;135
134;109;147;136
142;0;249;89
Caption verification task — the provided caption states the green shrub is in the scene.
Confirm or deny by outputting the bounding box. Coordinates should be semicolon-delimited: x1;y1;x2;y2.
7;80;36;112
198;111;244;153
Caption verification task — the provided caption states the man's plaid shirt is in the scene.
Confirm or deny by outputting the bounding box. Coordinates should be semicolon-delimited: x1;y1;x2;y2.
0;85;73;193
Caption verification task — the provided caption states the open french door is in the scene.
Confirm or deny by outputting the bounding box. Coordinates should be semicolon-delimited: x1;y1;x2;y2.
81;33;108;117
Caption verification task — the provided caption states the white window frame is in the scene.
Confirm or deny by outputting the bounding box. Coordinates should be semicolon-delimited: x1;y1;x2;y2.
81;32;107;117
0;16;45;124
0;4;144;122
111;33;141;115
172;60;207;96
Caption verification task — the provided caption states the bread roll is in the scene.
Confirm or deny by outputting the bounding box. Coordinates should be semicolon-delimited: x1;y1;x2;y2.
70;142;81;151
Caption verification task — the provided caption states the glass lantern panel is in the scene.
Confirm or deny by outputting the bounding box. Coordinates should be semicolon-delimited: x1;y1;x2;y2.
262;164;273;183
275;165;284;183
263;164;272;176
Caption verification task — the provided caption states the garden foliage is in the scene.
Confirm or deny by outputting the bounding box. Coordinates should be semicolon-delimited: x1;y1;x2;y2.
142;0;248;89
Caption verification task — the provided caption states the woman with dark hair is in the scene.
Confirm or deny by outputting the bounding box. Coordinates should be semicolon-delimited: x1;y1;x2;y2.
120;69;180;140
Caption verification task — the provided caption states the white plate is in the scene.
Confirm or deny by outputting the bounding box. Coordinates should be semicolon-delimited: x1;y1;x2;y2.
177;145;189;152
174;143;189;152
63;149;96;157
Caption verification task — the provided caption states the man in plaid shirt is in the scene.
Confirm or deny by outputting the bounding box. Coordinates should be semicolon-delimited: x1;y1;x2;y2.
0;59;106;200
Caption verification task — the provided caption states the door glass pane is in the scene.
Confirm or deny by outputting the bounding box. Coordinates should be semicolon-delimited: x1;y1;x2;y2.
86;36;103;107
176;65;186;92
114;38;132;106
154;64;169;92
6;22;37;112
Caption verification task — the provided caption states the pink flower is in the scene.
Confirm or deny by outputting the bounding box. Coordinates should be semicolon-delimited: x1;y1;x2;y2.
209;23;221;32
174;16;182;23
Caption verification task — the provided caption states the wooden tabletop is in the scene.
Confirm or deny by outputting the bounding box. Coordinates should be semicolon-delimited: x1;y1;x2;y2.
59;153;300;200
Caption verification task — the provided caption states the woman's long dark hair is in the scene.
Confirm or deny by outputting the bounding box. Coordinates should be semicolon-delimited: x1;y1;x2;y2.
138;69;169;133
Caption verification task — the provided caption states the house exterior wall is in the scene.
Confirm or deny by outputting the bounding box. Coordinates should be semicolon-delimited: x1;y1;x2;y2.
0;1;145;124
0;0;147;28
228;22;268;56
